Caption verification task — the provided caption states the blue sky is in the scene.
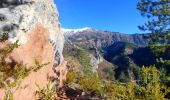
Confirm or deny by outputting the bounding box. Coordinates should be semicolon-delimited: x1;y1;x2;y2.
55;0;148;34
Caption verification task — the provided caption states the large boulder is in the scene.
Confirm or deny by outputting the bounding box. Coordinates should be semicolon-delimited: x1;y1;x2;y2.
0;0;64;99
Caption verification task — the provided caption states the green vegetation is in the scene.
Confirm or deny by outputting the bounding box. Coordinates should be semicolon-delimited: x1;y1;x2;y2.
0;41;28;100
103;81;137;99
136;1;170;99
150;44;170;56
36;82;56;100
64;66;170;99
65;71;77;85
102;67;114;80
64;47;93;75
73;48;92;74
77;74;102;95
137;0;170;72
137;0;170;44
138;66;170;99
0;33;50;99
104;66;170;99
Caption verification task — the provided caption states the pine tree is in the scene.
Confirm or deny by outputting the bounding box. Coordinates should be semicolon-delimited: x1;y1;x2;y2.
137;1;170;98
137;0;170;44
137;0;170;71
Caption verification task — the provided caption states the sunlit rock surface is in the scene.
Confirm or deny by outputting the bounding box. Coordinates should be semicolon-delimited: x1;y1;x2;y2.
0;0;64;99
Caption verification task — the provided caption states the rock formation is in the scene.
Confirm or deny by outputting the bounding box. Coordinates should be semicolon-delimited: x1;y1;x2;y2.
54;60;68;87
89;47;103;73
0;0;64;99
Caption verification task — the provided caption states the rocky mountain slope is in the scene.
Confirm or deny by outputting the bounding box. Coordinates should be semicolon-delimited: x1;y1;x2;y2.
0;0;64;99
63;27;148;48
63;28;153;82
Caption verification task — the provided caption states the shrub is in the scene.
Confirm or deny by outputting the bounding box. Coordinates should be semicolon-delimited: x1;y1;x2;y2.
0;39;49;99
65;71;77;85
137;66;170;99
36;82;56;100
102;67;114;80
63;65;170;99
103;81;137;100
77;74;102;95
103;66;170;99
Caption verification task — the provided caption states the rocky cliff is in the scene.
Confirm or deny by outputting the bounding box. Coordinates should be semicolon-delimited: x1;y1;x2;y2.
0;0;64;99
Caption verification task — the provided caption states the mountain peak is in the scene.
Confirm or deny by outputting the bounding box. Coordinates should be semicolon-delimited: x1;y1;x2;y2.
61;27;93;33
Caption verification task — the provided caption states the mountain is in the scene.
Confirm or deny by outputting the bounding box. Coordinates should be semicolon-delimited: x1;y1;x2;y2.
63;27;149;48
63;27;152;82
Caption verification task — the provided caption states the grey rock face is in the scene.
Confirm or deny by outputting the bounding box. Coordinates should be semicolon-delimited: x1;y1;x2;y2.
89;54;103;73
0;0;64;64
0;0;65;99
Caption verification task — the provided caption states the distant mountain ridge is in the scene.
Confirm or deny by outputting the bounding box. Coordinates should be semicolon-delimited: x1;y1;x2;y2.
62;27;149;48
